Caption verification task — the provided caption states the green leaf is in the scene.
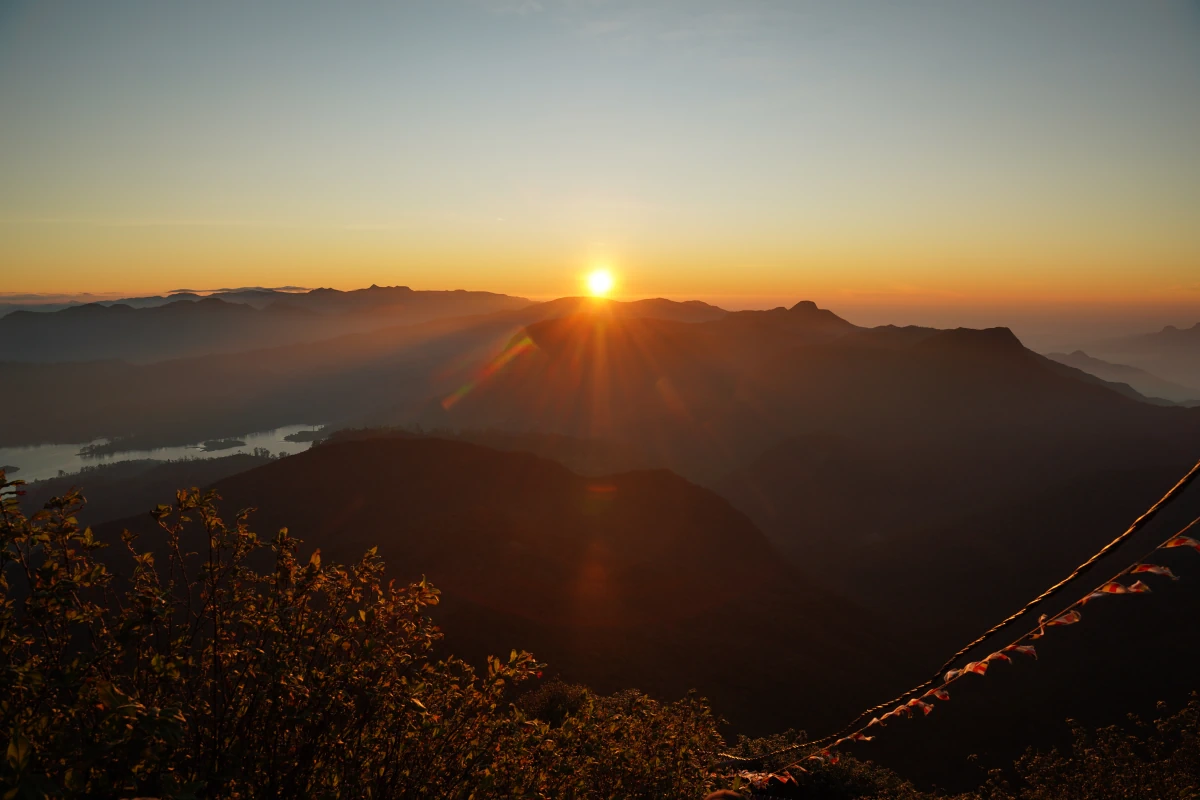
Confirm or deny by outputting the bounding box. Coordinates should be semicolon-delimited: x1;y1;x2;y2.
96;682;141;717
6;730;31;772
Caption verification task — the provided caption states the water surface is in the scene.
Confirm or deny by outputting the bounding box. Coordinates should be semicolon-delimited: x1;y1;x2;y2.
0;425;318;482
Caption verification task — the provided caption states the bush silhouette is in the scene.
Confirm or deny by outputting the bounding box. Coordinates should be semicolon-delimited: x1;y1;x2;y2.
0;472;721;798
5;467;1200;799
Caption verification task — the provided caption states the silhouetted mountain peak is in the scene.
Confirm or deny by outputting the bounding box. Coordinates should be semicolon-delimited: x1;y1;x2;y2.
714;300;858;342
1050;350;1124;371
787;299;856;328
361;284;412;293
1159;322;1200;336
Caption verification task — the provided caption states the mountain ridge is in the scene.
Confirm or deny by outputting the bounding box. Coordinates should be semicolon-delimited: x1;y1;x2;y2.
1046;349;1200;405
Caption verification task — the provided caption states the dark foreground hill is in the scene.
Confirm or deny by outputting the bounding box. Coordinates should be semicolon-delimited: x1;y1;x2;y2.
95;437;914;737
81;436;1200;791
19;453;274;525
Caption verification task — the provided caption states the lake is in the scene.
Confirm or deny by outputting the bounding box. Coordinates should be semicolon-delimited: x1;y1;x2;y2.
0;425;319;483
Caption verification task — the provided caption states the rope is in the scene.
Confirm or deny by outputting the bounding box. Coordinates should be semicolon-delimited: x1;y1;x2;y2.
715;456;1200;770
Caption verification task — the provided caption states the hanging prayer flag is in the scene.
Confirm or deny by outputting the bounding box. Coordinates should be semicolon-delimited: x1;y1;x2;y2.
1164;536;1200;553
1033;609;1081;638
1003;644;1037;659
1128;580;1152;593
1130;564;1178;580
1049;609;1082;626
905;698;934;715
736;770;798;789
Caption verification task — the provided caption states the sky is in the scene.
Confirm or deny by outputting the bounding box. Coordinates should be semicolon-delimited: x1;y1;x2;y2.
2;0;1199;330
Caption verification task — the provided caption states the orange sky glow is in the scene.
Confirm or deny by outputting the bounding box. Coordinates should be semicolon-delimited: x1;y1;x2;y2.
2;1;1198;322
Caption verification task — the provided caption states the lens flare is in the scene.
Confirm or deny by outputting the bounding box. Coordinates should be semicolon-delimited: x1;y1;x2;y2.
586;269;614;297
441;334;534;410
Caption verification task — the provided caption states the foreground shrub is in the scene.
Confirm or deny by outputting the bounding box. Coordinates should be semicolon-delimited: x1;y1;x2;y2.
5;467;1197;800
976;695;1200;800
0;473;721;799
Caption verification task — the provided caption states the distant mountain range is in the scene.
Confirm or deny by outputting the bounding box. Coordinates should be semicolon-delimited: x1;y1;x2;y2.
1084;322;1200;390
0;286;531;363
10;295;1196;640
431;302;1196;475
0;295;730;448
0;287;308;317
1046;350;1200;405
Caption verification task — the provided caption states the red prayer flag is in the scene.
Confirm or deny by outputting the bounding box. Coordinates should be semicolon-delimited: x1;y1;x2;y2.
1033;609;1081;638
1003;644;1037;659
1164;536;1200;553
1130;564;1178;580
1050;609;1082;626
905;698;934;715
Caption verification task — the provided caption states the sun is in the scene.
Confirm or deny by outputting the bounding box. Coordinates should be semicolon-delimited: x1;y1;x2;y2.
586;269;615;297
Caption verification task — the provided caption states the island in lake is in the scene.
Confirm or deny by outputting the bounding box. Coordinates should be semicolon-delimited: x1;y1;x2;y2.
200;439;247;452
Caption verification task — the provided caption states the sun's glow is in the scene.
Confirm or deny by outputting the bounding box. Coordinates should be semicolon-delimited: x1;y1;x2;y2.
587;269;615;297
